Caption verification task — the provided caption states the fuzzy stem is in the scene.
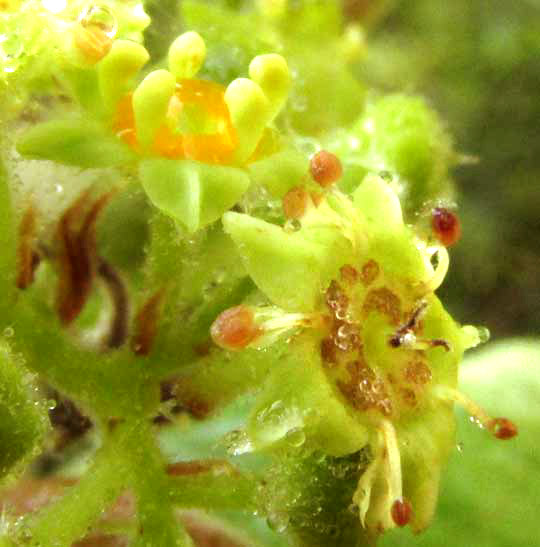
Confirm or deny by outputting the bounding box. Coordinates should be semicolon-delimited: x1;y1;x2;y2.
22;424;134;547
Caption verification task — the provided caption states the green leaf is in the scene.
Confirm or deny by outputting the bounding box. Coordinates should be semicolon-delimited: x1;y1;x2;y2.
16;119;137;168
140;158;250;233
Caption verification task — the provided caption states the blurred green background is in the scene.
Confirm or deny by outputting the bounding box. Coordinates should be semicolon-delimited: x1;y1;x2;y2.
361;0;540;338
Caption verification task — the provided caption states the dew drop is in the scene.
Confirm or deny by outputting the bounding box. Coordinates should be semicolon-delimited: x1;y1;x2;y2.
285;427;306;448
78;3;118;38
284;218;302;232
379;170;393;182
477;326;490;344
3;326;14;338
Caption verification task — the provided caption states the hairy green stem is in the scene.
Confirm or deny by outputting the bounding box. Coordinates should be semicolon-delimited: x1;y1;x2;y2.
21;424;134;547
168;470;258;512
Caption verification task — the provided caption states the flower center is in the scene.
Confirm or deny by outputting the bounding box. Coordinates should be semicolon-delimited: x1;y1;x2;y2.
112;79;237;164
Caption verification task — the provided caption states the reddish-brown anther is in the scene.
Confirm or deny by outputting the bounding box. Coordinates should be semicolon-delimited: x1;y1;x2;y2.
210;305;260;350
309;150;343;187
283;186;310;219
431;207;461;246
488;417;518;440
391;498;412;527
131;288;165;356
56;191;113;325
16;205;40;289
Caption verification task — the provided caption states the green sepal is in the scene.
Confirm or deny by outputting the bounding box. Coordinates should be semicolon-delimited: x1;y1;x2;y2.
248;149;307;197
353;175;403;233
244;335;369;456
399;299;465;532
222;212;352;312
16;119;137;168
0;342;48;484
139;159;250;233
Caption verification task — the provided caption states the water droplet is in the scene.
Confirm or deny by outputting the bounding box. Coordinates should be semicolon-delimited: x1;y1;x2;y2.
285;427;306;447
456;442;464;453
477;326;490;344
78;3;118;38
379;170;393;182
223;430;252;456
469;415;484;429
3;326;14;338
47;399;57;410
284;218;302;232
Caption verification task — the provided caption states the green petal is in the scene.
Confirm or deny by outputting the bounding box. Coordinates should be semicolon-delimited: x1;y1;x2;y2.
16;119;136;168
140;159;250;233
222;212;351;312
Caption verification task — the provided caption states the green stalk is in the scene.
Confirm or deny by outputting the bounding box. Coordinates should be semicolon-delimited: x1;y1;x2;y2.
21;424;134;547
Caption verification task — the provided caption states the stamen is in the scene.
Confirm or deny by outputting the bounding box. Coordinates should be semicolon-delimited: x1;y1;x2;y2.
432;207;461;247
310;150;342;187
210;305;261;351
434;386;518;440
380;420;403;504
356;451;380;527
391;498;413;527
416;246;449;295
283;186;311;219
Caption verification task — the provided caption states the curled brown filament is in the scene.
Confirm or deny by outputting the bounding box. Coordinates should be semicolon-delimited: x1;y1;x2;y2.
16;205;41;289
97;259;129;349
56;190;113;325
131;288;165;356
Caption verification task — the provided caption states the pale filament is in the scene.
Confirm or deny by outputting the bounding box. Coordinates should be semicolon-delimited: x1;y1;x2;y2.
433;385;492;427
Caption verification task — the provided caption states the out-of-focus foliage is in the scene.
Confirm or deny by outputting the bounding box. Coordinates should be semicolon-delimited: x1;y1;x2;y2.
361;0;540;336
